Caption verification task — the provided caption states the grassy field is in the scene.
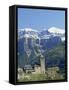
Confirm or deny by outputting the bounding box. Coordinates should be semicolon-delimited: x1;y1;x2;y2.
17;72;64;82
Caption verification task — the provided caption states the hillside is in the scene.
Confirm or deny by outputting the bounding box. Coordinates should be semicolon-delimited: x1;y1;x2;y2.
44;42;65;68
18;42;65;69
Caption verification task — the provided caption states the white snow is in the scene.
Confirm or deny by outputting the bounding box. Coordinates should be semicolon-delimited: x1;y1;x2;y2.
23;34;39;39
61;36;65;41
19;28;38;32
48;27;65;34
41;35;51;39
18;27;65;41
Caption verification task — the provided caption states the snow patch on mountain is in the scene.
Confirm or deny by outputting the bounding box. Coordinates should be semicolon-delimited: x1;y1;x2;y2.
61;36;65;41
18;28;39;39
23;34;39;39
18;27;65;41
19;28;38;32
48;27;65;34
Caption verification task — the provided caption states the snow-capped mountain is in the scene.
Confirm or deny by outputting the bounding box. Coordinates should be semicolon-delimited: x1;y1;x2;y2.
48;27;65;41
18;27;65;56
18;27;65;41
39;27;65;41
18;28;39;39
48;27;65;34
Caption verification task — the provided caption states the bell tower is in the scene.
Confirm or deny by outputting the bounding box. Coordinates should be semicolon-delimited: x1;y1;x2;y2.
40;54;45;74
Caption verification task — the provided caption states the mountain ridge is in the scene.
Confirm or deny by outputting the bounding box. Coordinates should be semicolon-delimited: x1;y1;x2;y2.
18;27;65;41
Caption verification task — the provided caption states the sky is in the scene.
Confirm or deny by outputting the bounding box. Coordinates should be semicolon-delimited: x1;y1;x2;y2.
18;8;65;31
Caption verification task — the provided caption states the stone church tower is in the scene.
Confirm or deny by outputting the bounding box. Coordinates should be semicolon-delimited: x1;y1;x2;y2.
40;54;45;74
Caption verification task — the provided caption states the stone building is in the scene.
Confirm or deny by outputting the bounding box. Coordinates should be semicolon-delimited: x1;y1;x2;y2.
32;64;41;74
18;68;24;80
40;54;46;74
23;64;34;73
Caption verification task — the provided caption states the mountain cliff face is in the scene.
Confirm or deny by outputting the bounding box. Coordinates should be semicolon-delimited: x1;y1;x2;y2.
18;27;65;69
18;27;65;54
18;27;65;41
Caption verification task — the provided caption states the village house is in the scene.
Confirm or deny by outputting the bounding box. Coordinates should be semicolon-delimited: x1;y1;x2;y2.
32;64;41;74
23;64;34;73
